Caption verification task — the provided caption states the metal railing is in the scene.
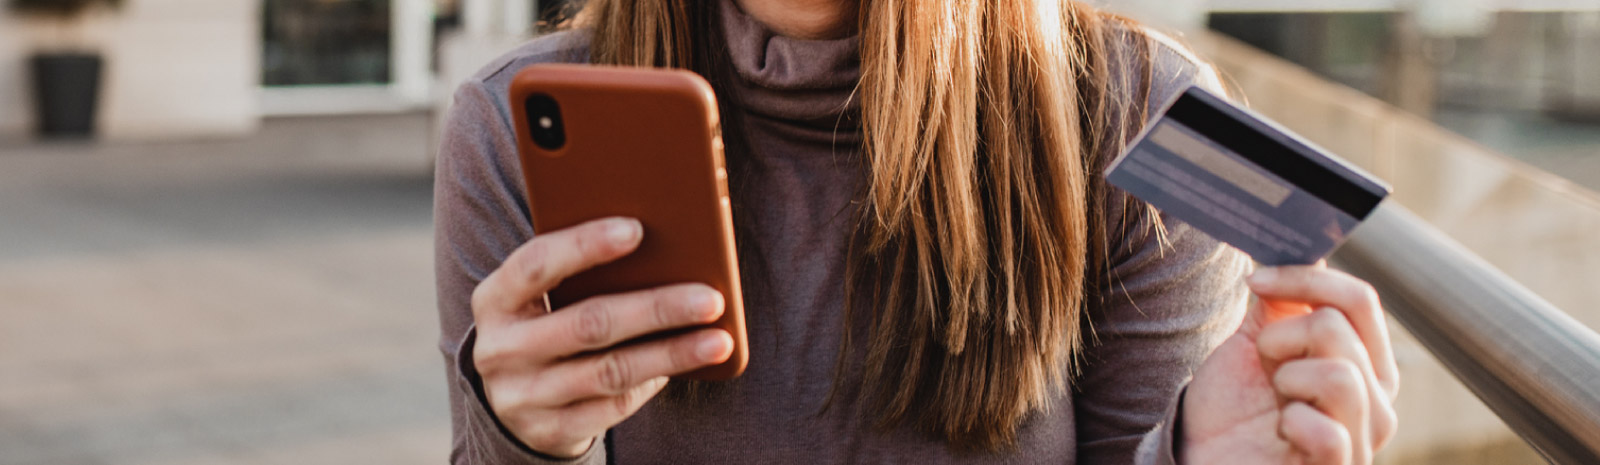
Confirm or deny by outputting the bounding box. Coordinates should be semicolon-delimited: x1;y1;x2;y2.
1191;27;1600;461
1333;204;1600;464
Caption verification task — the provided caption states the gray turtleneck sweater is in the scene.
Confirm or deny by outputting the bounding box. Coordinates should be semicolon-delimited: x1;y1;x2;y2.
433;2;1250;464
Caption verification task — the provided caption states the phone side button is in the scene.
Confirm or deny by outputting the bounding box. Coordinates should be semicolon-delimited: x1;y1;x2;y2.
713;135;730;198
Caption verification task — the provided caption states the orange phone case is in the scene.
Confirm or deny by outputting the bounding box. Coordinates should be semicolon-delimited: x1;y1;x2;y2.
508;64;748;381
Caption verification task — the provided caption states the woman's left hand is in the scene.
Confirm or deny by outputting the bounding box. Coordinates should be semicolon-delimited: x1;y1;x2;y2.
1181;263;1400;464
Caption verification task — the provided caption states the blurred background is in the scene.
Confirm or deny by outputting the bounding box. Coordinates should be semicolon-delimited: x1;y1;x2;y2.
1;0;1597;464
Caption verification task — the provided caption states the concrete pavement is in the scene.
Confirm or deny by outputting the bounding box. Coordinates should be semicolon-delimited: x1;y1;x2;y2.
0;114;448;465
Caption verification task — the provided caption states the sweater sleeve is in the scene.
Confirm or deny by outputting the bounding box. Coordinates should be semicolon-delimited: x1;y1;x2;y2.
1073;27;1251;465
434;79;607;465
1073;204;1252;465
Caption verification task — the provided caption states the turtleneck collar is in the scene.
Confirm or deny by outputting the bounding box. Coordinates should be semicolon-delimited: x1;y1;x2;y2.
717;0;861;128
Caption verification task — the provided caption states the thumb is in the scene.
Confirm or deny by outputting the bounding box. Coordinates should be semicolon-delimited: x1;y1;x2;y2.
1241;268;1317;336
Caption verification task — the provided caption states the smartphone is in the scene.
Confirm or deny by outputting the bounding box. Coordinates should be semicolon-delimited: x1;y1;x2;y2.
508;64;748;381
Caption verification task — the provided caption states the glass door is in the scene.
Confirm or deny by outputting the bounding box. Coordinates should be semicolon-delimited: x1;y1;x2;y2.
259;0;434;115
263;0;393;86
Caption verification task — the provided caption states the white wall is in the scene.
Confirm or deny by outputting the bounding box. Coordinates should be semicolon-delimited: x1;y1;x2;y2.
0;0;259;140
1095;0;1209;29
0;14;33;137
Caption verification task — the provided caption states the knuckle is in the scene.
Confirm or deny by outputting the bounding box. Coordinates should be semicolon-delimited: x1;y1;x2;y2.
1309;309;1353;342
486;387;529;419
569;228;597;257
511;241;556;286
1335;278;1382;314
1284;266;1319;287
612;391;637;418
470;281;494;315
473;336;510;373
1285;402;1350;459
573;305;613;347
652;288;681;328
1355;281;1381;305
1320;361;1366;398
1288;266;1318;285
476;328;547;377
1375;399;1398;430
1324;423;1354;458
595;352;632;394
475;355;506;378
1374;403;1399;445
573;223;614;259
1303;433;1345;459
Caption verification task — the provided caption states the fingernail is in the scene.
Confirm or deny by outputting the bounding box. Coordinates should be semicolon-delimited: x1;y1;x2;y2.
688;289;720;320
697;333;729;361
607;218;641;244
1248;267;1276;286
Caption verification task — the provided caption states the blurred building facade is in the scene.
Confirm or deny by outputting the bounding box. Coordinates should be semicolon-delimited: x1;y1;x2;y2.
4;0;1599;141
0;0;262;139
1209;10;1600;122
0;0;546;140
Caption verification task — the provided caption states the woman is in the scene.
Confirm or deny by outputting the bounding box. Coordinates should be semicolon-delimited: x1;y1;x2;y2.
434;0;1399;463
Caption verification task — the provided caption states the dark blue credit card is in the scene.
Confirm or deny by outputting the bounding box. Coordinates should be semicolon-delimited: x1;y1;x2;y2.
1105;86;1392;266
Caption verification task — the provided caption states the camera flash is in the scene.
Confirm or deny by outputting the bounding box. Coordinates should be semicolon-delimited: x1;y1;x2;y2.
538;116;553;129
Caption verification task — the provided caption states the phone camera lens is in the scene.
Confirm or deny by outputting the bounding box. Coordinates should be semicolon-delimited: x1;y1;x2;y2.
524;93;566;150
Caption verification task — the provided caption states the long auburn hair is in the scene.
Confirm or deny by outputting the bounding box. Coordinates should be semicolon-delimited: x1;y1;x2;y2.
567;0;1158;451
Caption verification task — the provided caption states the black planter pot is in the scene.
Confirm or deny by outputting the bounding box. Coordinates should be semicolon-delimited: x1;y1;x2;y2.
29;53;104;138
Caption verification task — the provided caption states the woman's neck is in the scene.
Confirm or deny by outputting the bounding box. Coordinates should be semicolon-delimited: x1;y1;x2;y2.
733;0;859;40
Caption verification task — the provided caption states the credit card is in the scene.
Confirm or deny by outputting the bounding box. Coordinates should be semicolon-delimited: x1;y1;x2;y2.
1104;85;1392;266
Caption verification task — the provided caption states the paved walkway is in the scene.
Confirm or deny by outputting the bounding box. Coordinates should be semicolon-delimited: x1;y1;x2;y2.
0;114;449;465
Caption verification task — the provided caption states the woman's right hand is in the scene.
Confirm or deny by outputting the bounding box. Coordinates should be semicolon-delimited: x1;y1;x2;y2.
470;217;735;458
